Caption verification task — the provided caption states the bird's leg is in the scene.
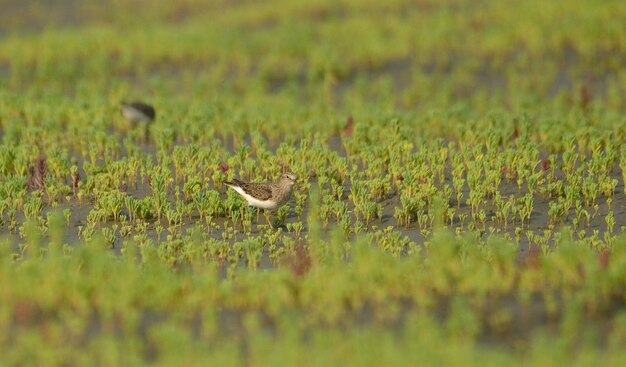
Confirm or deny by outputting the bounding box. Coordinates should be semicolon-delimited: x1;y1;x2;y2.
240;208;245;231
263;210;273;229
141;122;150;146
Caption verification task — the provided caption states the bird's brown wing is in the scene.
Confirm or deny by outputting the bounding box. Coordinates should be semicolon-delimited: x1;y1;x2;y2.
240;182;273;201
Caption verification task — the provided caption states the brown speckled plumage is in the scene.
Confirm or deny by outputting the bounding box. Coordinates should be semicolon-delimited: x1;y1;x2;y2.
225;172;297;210
228;179;273;201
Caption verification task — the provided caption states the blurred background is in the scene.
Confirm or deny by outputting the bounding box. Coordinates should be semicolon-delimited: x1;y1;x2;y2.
1;0;624;115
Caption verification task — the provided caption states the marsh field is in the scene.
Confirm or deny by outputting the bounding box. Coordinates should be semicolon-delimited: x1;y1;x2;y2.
1;0;626;365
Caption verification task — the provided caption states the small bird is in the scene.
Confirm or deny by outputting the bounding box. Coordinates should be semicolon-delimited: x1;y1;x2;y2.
224;172;297;210
120;101;156;125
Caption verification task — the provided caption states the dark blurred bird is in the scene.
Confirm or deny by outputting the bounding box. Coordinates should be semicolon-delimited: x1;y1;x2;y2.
120;101;156;125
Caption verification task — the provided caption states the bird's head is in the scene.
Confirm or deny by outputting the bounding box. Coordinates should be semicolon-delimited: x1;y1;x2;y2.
281;172;298;186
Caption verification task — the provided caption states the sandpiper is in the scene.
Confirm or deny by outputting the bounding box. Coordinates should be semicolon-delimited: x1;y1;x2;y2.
225;172;297;225
120;101;156;125
225;172;297;210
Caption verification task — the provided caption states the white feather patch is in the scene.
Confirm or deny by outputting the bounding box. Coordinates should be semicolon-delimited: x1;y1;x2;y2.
227;184;278;210
122;107;151;123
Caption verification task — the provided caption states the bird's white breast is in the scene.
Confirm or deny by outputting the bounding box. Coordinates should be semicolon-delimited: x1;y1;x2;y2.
231;186;278;210
122;108;151;124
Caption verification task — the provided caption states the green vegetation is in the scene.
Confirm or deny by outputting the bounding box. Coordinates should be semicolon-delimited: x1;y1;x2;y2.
1;0;626;365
